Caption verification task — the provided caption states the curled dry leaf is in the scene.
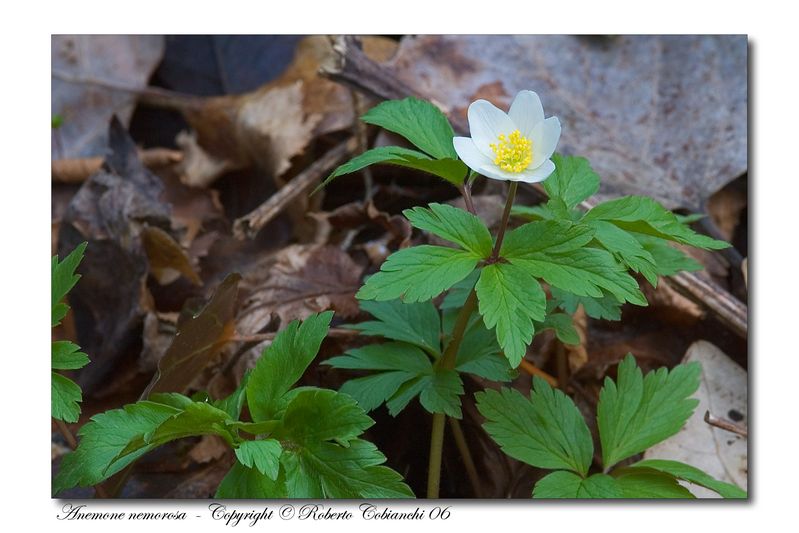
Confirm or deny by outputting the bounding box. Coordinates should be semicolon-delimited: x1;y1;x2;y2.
58;118;173;389
236;244;364;336
644;341;747;497
52;35;165;159
382;35;747;211
142;226;202;286
177;36;398;188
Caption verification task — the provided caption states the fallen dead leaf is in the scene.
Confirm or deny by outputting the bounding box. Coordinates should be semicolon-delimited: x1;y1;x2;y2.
236;244;364;336
644;340;747;497
51;35;165;159
383;35;747;211
142;225;202;286
143;273;242;397
177;36;398;188
58;118;172;390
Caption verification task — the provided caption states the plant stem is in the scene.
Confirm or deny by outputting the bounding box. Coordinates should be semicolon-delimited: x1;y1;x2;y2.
490;181;518;259
426;180;521;497
448;417;482;497
427;289;478;498
460;183;477;215
427;412;447;498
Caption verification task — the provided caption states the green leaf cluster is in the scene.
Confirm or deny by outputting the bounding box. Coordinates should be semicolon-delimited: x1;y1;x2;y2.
52;242;90;423
326;298;515;418
512;154;726;319
358;200;647;367
54;312;413;499
475;354;746;499
317;97;468;191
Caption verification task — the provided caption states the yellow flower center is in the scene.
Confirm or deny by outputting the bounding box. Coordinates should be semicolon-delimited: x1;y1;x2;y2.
489;130;533;173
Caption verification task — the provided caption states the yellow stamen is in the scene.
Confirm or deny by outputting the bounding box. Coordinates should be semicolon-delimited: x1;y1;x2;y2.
489;130;533;173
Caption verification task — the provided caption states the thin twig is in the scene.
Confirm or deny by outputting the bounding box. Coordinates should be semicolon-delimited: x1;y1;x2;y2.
518;359;558;387
52;149;183;183
229;327;359;343
55;419;78;450
704;410;748;438
447;417;482;498
233;138;356;240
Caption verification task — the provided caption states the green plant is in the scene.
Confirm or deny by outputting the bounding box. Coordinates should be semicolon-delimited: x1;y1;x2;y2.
54;92;745;500
53;312;413;498
52;242;89;423
476;355;746;498
320;93;741;498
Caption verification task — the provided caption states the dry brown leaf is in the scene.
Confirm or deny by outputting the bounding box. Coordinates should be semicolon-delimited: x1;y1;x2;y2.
188;435;229;465
566;306;589;373
142;226;202;286
383;35;747;211
177;36;397;188
143;273;242;397
58;118;171;389
236;244;364;335
644;341;747;497
52;35;165;159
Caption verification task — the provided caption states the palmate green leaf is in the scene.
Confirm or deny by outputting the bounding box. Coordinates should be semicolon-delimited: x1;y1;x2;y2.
507;247;646;306
246;311;333;422
476;377;593;476
235;439;282;480
476;262;547;367
52;372;83;423
347;299;441;355
216;461;288;498
454;318;516;382
356;246;479;303
636;235;703;276
135;395;235;449
52;340;90;370
213;370;251;420
53;401;178;493
361;97;459;160
598;354;701;469
551;287;622;321
276;389;374;444
500;220;646;306
632;459;747;498
535;311;581;345
404;203;493;257
327;343;464;417
52;242;87;327
544;154;601;209
501;220;595;256
582;195;729;250
612;467;694;498
281;439;414;498
533;472;623;499
585;220;660;286
317;146;467;191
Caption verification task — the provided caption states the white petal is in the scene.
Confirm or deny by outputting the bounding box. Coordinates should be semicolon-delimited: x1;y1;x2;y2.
478;159;555;183
467;99;515;158
508;90;544;138
453;136;493;174
514;159;556;183
530;117;561;168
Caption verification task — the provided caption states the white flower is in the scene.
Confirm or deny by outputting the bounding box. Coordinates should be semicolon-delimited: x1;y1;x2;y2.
453;90;561;183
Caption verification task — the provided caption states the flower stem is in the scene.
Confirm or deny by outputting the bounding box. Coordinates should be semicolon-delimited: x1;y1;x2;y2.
427;289;478;498
490;181;518;259
426;179;519;497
